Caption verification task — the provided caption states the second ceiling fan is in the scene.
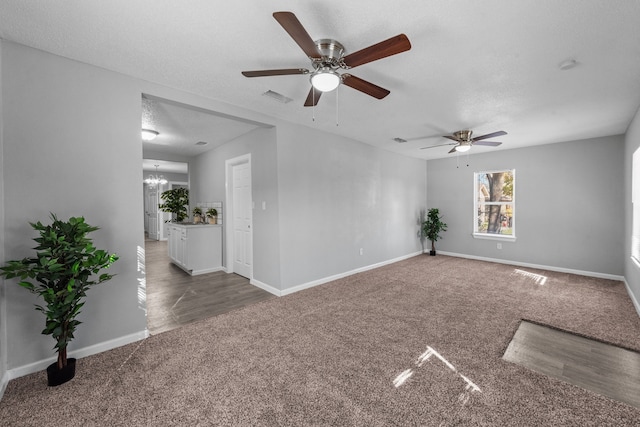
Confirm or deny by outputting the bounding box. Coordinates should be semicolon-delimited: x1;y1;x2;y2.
421;130;507;153
241;11;412;107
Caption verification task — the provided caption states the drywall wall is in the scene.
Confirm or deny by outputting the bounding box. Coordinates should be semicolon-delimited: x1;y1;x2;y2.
624;105;640;310
0;39;427;379
190;127;281;290
276;123;427;290
1;42;148;371
427;135;624;276
0;40;7;391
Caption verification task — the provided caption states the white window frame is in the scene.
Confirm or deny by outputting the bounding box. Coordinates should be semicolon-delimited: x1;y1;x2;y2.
473;169;516;242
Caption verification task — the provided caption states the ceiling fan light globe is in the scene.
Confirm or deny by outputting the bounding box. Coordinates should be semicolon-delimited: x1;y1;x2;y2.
141;129;159;141
455;144;471;152
310;71;340;92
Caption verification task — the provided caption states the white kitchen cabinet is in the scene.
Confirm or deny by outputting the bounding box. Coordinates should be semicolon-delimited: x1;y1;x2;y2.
167;224;222;275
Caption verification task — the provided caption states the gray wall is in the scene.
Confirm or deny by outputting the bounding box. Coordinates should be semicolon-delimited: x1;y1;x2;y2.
0;40;6;389
190;127;282;289
427;135;625;276
0;39;427;377
276;123;427;289
624;106;640;308
1;41;148;370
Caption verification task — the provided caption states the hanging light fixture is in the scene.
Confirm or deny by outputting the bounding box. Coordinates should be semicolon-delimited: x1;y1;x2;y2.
310;68;341;92
141;129;159;141
144;165;168;186
455;143;471;152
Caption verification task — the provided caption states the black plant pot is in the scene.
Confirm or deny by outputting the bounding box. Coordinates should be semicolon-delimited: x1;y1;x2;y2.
46;358;76;387
430;250;436;256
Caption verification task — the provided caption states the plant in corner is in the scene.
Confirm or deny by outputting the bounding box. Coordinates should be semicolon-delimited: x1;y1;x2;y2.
422;208;448;256
159;187;189;222
0;214;118;386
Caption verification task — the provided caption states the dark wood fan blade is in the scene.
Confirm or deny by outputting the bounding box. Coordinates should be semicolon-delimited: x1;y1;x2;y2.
242;68;309;77
341;74;390;99
472;130;507;141
448;146;458;154
273;12;322;59
473;141;502;147
420;142;456;150
304;86;322;107
443;135;460;142
342;34;411;68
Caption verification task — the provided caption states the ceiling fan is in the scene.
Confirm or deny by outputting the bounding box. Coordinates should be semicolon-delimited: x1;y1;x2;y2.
420;130;507;153
241;11;411;107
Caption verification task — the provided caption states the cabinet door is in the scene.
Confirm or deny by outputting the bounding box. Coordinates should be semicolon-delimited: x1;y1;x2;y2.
177;230;187;267
168;226;175;260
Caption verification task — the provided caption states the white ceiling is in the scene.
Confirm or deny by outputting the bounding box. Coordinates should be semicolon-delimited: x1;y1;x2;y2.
1;0;640;160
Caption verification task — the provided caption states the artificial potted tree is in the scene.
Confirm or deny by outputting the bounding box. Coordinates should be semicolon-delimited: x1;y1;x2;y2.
159;187;189;222
193;206;203;224
206;208;218;224
422;208;448;256
0;214;118;386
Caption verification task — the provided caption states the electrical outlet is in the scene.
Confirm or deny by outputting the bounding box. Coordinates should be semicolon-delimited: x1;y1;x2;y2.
359;248;364;255
497;243;502;250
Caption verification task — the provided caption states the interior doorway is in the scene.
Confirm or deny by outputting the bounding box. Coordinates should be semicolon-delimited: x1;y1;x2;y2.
226;154;253;280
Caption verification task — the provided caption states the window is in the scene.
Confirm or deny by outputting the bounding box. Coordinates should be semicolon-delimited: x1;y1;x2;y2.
474;169;515;240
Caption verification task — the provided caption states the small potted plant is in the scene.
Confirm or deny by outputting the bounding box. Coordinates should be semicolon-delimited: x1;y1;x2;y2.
193;207;203;224
422;208;447;256
159;187;189;222
0;214;118;386
206;208;218;224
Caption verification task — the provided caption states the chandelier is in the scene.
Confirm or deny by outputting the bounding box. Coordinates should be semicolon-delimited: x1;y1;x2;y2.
144;165;168;186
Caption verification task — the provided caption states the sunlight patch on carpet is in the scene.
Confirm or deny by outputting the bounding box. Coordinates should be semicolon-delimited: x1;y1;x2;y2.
512;269;547;285
394;346;481;396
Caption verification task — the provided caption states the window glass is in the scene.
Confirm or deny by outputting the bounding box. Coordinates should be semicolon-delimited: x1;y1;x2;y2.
474;170;515;238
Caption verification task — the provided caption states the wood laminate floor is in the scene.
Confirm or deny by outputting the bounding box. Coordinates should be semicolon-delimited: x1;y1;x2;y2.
503;320;640;409
145;238;275;335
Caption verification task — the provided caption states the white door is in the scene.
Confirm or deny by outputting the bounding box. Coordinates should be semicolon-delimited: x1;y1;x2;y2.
232;162;252;278
147;186;159;240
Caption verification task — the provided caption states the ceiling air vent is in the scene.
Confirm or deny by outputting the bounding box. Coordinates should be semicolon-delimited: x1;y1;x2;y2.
262;90;293;104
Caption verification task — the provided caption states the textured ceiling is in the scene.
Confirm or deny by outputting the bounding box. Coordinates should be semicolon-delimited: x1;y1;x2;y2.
1;0;640;160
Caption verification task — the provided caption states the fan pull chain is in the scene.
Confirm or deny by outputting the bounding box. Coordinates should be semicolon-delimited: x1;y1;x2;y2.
335;84;339;127
312;89;315;122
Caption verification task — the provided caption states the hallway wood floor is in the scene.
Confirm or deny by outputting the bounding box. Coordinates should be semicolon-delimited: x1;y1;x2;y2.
145;238;275;335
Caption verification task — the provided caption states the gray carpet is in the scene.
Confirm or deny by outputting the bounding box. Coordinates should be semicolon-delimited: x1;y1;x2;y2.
1;255;640;426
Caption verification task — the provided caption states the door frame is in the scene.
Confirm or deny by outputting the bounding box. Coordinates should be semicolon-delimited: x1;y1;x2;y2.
225;153;253;278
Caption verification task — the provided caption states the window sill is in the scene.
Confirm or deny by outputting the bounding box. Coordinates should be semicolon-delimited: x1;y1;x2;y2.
472;233;517;242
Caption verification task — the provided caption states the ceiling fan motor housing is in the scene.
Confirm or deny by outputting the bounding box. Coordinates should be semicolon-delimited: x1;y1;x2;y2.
455;130;473;142
313;39;345;69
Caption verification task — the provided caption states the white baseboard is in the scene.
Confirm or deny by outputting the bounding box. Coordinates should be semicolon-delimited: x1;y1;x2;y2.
437;251;625;281
249;252;423;298
191;266;226;276
250;279;281;296
623;278;640;317
6;329;149;382
0;370;9;401
279;251;423;297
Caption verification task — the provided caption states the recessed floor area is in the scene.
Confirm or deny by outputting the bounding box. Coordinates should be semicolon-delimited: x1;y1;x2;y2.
503;320;640;409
